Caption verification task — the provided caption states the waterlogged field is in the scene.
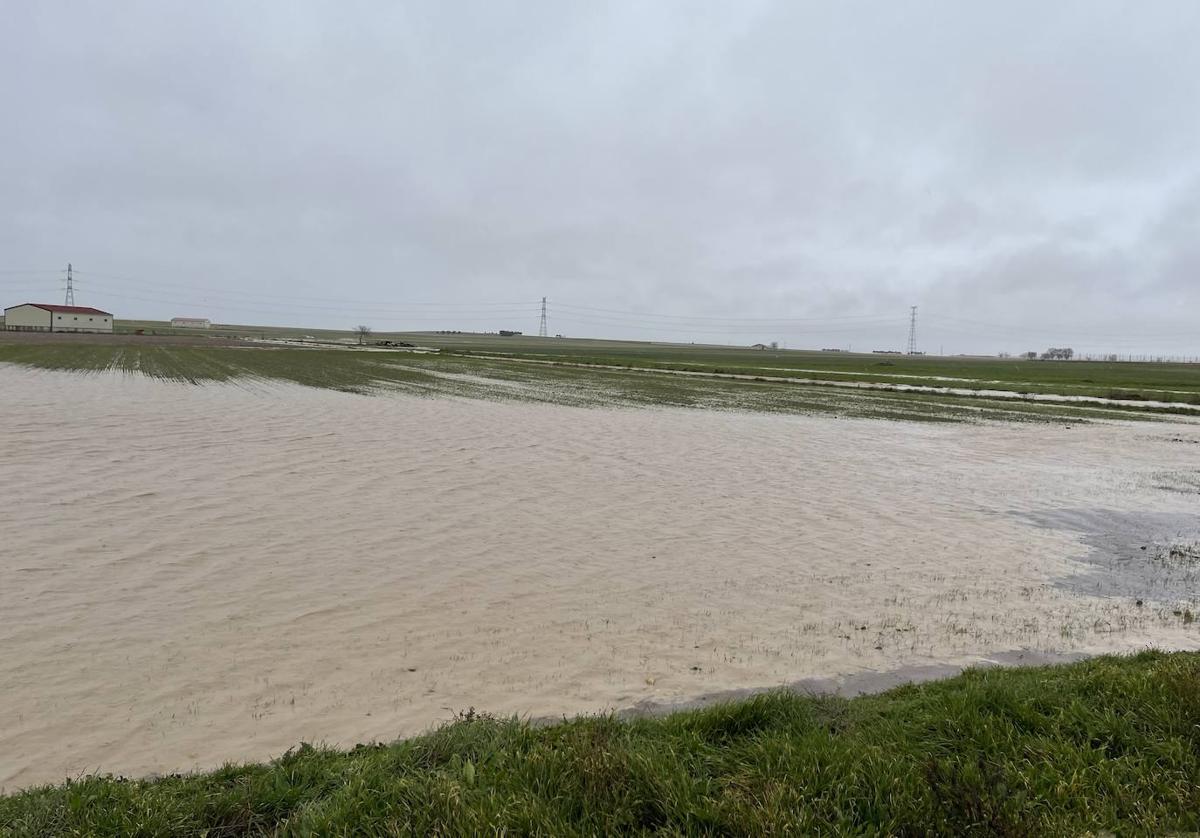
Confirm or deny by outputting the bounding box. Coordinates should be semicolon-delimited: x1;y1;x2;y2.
403;332;1200;403
2;362;1200;794
96;321;1200;401
11;321;1200;401
0;340;1195;423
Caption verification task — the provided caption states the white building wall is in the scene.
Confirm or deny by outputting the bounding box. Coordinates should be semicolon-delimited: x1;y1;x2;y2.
49;312;113;333
4;305;52;330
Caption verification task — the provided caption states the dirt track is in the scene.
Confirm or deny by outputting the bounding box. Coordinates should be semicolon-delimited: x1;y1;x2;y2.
0;330;248;348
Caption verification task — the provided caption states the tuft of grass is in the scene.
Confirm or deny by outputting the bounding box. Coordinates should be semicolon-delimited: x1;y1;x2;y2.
3;651;1200;835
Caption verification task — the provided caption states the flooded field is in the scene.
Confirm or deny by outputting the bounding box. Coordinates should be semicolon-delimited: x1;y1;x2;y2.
2;365;1199;790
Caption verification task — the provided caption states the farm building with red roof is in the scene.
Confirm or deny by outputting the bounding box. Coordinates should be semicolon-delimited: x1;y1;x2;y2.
4;303;114;334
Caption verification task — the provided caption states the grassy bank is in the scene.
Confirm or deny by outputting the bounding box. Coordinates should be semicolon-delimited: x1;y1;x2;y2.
3;652;1199;835
0;342;1190;424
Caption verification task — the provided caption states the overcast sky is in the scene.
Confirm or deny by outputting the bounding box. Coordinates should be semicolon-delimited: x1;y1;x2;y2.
2;1;1198;355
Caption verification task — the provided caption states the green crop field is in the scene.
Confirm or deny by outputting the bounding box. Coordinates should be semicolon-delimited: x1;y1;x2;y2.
435;341;1200;404
0;339;1190;425
76;319;1200;404
4;652;1199;836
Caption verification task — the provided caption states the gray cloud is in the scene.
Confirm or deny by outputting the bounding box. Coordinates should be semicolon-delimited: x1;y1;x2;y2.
2;1;1198;355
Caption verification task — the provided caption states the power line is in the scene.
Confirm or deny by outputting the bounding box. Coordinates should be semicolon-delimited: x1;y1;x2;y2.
88;290;542;323
0;276;542;324
2;265;1197;353
70;270;538;309
549;307;902;333
553;301;898;324
54;286;539;320
39;273;907;333
549;314;892;337
922;315;1199;342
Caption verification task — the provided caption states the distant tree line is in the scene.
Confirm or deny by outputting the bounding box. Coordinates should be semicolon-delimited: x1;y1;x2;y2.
1020;347;1074;360
1009;350;1200;363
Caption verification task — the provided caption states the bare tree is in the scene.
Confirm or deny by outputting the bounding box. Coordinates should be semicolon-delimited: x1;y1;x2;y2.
355;325;372;345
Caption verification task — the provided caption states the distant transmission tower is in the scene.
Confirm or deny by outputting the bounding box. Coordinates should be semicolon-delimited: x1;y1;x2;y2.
538;297;548;337
906;305;918;354
64;263;75;306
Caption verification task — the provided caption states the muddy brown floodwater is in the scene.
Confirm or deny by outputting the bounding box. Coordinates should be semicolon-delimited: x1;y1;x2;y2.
2;366;1199;790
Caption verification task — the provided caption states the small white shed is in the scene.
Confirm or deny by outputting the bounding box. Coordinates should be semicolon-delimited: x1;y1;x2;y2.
3;303;114;333
171;317;211;329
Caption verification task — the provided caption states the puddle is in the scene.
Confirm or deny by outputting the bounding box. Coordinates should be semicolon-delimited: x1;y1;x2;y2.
1027;508;1200;603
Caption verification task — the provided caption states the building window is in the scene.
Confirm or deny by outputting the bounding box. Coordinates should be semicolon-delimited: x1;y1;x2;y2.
89;317;94;321
73;316;78;321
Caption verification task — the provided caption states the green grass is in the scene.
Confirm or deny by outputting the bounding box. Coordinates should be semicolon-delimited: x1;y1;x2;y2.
1;342;1194;424
4;651;1199;835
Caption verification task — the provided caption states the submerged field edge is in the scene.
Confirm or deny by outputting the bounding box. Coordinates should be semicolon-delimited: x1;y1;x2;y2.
4;650;1200;835
451;350;1200;416
610;647;1092;721
3;345;1196;425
